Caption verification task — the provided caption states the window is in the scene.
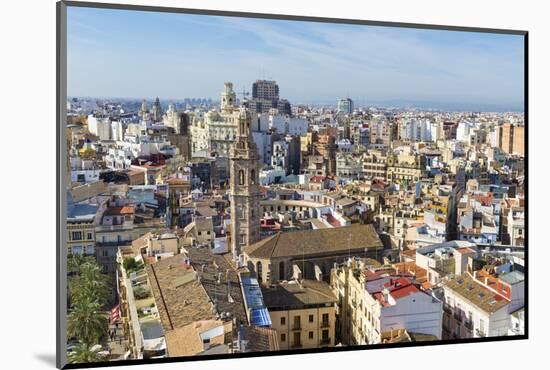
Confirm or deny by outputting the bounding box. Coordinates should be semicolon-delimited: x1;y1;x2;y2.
308;331;314;339
280;317;286;326
256;261;263;283
86;245;95;256
322;313;329;324
293;316;301;329
87;232;93;240
72;231;82;241
280;333;286;342
251;169;256;184
238;170;245;185
309;314;314;323
322;329;329;341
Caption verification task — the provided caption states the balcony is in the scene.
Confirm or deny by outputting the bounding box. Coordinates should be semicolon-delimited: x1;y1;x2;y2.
476;329;486;338
464;320;473;331
320;338;331;346
292;324;302;331
453;312;463;323
443;304;452;315
291;342;303;349
321;321;330;329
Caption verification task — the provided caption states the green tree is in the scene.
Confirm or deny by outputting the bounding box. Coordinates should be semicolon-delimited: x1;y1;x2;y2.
67;254;95;276
123;257;137;271
70;263;110;306
67;342;106;364
67;298;108;346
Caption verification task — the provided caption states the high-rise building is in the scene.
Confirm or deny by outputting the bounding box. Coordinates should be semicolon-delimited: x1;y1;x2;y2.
252;80;279;100
337;98;354;114
249;80;291;115
497;123;524;156
229;109;261;262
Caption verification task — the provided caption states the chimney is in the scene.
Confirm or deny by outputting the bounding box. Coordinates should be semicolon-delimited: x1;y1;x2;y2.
382;287;389;302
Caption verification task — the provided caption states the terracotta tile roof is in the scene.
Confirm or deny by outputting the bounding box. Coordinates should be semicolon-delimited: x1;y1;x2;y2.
364;268;398;281
325;214;341;227
240;326;280;352
146;254;215;332
104;205;135;216
186;248;249;326
456;247;477;255
244;224;383;259
373;277;421;306
164;320;229;357
444;274;509;314
421;281;434;290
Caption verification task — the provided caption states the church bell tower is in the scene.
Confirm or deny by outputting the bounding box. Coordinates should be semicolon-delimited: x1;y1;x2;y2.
229;108;261;263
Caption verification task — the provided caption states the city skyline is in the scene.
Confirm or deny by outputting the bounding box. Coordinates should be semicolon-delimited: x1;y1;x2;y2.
67;7;525;111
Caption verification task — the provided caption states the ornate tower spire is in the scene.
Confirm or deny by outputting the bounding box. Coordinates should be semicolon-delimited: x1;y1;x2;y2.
229;108;261;263
221;81;236;112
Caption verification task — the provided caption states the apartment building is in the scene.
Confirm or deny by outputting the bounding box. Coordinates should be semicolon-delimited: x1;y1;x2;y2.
261;280;337;350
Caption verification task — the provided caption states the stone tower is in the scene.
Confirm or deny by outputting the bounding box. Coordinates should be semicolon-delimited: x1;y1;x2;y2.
140;99;148;120
151;97;162;122
229;108;261;263
221;82;237;112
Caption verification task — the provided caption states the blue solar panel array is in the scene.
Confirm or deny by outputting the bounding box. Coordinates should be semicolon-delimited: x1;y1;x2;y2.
241;276;272;327
250;308;271;327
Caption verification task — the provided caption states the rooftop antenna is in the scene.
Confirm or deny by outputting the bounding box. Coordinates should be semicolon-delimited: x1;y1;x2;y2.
240;88;249;101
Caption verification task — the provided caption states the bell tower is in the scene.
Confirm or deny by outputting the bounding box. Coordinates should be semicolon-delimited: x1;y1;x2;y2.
221;82;236;112
229;108;261;263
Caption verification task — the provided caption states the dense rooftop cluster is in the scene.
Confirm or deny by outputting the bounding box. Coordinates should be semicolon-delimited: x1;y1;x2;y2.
66;80;525;362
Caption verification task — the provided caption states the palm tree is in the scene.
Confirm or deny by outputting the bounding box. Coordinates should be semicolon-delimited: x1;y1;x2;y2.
67;342;106;364
67;254;95;276
67;298;108;346
69;263;110;306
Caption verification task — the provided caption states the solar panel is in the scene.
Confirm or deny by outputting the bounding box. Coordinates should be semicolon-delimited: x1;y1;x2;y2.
250;308;272;327
240;276;272;327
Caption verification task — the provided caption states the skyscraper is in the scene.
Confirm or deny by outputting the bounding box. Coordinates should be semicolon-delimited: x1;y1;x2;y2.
252;80;279;100
229;108;261;262
249;80;291;115
337;98;354;114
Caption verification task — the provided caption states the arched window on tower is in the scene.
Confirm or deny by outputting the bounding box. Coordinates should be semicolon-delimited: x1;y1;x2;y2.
238;170;245;185
256;261;263;283
250;169;256;184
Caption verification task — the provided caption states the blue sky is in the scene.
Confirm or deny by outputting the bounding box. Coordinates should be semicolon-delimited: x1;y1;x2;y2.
67;6;525;110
